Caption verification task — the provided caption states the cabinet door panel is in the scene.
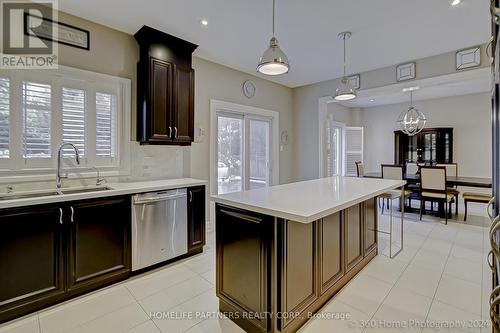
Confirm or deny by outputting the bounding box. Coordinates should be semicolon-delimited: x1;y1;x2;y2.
216;205;271;332
345;204;363;271
188;186;205;252
280;221;317;328
173;66;194;143
0;205;64;322
319;213;343;293
150;58;173;142
67;197;130;293
364;199;377;253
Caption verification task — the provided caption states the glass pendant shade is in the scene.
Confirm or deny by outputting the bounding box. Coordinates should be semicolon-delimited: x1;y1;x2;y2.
257;37;290;75
334;76;356;101
397;106;427;136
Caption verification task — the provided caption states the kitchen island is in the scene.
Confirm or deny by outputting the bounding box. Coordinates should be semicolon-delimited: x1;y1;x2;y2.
211;176;405;333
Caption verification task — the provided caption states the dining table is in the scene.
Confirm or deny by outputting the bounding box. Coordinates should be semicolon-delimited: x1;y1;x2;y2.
363;172;492;217
363;172;492;188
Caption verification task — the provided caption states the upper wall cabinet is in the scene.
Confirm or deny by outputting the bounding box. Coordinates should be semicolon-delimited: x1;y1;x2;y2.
135;26;198;145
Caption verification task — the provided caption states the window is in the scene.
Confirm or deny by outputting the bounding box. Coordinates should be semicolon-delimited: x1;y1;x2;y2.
22;81;52;159
344;127;364;176
211;100;279;196
0;66;130;177
0;78;9;159
96;92;116;158
62;87;85;157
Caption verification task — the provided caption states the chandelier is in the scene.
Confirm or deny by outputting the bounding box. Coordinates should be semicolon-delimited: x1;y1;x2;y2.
397;88;426;136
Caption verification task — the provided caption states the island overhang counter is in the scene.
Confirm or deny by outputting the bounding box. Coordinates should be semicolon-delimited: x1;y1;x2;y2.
211;176;405;333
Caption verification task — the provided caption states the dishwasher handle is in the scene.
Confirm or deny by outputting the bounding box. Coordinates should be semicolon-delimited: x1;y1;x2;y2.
133;193;187;205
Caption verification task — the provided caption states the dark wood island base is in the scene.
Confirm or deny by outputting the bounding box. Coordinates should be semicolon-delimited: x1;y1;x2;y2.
215;198;378;333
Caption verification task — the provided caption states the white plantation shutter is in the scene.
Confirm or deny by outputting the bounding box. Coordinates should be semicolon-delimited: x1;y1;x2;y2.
22;81;52;158
0;78;9;158
344;127;364;176
96;92;116;158
0;67;128;174
62;88;86;157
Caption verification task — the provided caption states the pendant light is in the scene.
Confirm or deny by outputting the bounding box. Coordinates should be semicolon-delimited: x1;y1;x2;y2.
257;0;290;75
397;88;427;136
335;31;356;101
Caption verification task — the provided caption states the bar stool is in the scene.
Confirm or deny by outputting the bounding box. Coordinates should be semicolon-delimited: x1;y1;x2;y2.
378;165;409;258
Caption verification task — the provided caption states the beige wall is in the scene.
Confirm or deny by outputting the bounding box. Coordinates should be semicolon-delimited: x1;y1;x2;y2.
292;45;489;181
55;11;294;186
360;93;492;178
191;57;293;185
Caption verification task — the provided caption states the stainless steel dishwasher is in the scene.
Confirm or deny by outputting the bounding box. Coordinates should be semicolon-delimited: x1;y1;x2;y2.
132;189;187;271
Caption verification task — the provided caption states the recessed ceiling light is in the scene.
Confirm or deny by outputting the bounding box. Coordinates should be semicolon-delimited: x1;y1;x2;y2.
402;86;420;92
451;0;461;6
370;99;375;102
200;19;208;26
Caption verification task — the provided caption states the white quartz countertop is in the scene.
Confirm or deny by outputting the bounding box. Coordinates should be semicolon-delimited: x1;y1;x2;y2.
0;178;207;209
211;176;405;223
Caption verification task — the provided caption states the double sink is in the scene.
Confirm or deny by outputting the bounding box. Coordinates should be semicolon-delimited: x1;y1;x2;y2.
0;186;113;201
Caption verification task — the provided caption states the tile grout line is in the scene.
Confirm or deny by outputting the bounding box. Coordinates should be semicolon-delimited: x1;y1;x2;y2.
360;214;434;333
421;221;457;333
37;312;41;333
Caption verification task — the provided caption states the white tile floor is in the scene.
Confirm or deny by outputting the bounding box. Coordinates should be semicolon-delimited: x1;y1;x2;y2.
0;212;492;333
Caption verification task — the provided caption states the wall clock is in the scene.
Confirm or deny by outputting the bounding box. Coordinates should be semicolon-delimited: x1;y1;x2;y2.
243;80;256;98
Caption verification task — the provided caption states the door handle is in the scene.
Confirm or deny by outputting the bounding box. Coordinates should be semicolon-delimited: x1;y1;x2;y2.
59;208;63;225
490;216;500;257
70;206;74;223
174;127;178;139
488;250;496;270
492;0;500;25
488;197;496;221
189;190;193;203
168;126;172;139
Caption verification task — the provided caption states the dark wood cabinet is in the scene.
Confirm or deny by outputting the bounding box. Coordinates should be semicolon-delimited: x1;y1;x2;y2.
187;186;206;253
216;205;272;333
0;205;65;322
280;221;318;329
135;26;198;145
394;127;453;166
364;198;377;253
67;197;131;294
345;204;363;271
319;212;343;293
216;199;378;333
0;196;131;323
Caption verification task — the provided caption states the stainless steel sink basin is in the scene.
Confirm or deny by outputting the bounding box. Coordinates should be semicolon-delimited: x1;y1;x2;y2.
0;186;113;201
0;190;61;201
60;186;112;195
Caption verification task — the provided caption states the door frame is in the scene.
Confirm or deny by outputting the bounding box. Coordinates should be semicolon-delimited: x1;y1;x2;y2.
210;99;280;198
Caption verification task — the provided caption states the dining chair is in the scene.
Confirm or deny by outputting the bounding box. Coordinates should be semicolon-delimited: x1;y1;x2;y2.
378;165;410;258
419;166;454;224
436;163;459;215
463;192;493;221
406;162;419;175
355;161;364;177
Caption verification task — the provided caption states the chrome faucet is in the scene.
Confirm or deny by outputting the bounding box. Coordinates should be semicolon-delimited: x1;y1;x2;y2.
56;143;80;191
92;166;106;186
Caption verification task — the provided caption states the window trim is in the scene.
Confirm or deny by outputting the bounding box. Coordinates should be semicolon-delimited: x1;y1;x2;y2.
0;65;131;183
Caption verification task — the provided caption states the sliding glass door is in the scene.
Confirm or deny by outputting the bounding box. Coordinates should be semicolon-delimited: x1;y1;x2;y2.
216;113;271;195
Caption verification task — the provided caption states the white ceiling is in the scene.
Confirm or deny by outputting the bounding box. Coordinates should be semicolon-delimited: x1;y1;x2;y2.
334;67;491;108
59;0;491;88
